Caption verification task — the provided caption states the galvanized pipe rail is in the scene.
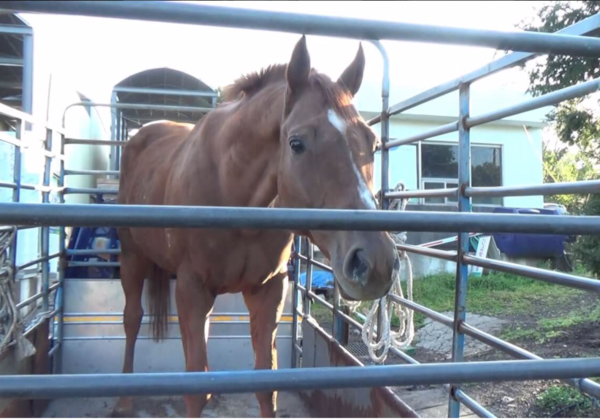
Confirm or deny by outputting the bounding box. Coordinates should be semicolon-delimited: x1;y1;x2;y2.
0;2;600;418
0;358;598;399
5;1;600;57
2;203;600;235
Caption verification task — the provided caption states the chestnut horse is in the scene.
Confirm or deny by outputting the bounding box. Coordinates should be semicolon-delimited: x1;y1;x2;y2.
116;36;399;418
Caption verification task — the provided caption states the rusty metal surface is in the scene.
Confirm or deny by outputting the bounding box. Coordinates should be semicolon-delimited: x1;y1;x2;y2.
299;318;419;418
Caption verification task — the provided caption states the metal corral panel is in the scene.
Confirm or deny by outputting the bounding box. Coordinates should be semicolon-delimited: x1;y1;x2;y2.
60;278;294;374
299;318;418;418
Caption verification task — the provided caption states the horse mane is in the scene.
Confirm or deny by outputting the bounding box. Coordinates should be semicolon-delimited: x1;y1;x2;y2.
222;64;358;121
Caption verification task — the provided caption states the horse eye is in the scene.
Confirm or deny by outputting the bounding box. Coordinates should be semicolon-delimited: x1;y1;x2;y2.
289;137;305;154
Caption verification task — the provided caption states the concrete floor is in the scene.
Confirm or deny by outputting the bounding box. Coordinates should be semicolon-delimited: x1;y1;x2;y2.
43;392;310;418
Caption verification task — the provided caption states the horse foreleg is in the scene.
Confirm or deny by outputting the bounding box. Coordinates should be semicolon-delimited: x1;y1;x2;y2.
176;267;215;418
243;272;288;418
113;250;148;417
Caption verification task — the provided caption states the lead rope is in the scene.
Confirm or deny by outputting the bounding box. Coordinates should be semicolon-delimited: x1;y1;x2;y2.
343;182;415;363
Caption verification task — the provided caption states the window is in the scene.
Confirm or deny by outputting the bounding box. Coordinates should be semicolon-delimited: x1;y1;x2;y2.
421;143;502;205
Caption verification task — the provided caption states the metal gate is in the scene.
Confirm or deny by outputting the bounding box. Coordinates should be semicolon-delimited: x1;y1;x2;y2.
1;2;600;418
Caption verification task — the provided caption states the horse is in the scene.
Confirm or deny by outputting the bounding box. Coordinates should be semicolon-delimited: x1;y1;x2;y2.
115;36;399;418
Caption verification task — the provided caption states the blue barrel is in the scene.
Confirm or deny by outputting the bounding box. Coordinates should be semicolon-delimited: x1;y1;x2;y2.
491;207;569;258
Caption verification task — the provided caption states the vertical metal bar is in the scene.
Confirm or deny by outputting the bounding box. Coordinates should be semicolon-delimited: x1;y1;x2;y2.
304;239;313;317
109;91;118;178
8;120;24;268
21;33;34;117
53;127;66;374
40;128;52;312
370;40;390;361
449;83;471;418
332;285;348;345
291;235;302;368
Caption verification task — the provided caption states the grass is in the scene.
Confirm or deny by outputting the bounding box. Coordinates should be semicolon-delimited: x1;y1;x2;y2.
349;267;587;329
307;264;597;339
501;305;600;343
535;385;599;418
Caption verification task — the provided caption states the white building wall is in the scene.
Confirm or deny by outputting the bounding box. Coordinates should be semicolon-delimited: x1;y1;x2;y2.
370;117;544;209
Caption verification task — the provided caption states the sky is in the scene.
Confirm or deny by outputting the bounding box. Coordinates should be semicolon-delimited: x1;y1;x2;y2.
18;1;546;109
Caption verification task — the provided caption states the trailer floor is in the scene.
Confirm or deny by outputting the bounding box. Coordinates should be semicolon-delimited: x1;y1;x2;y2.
43;392;309;418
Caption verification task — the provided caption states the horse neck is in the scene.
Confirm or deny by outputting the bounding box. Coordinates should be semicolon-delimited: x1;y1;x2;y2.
196;85;285;208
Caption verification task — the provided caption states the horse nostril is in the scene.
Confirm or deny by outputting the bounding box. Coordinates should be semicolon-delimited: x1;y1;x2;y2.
345;249;370;285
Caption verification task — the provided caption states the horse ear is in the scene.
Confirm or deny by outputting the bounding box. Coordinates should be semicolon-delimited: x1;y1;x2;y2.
337;43;365;97
286;36;311;92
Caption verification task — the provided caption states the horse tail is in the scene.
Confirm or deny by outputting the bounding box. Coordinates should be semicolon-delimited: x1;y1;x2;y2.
148;263;170;342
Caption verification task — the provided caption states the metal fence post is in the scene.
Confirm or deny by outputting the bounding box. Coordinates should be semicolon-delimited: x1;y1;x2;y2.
449;83;471;418
304;239;313;317
40;128;52;313
53;127;66;374
369;40;391;362
291;235;302;368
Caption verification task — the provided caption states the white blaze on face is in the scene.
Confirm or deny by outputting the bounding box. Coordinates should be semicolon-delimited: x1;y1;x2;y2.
328;109;347;134
327;109;377;210
352;162;378;210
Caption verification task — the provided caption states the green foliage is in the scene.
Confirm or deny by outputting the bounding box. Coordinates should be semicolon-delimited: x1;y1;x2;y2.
574;194;600;276
502;305;600;343
542;146;597;213
536;385;596;417
519;1;600;161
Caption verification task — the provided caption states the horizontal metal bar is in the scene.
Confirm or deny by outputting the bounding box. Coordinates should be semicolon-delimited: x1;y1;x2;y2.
66;249;121;256
64;138;124;146
389;294;454;328
386;13;600;116
465;179;600;198
390;293;600;399
0;181;51;193
62;335;293;341
0;23;33;35
2;203;600;235
65;101;212;115
396;243;458;262
385;121;458;149
16;282;60;309
64;169;120;176
454;389;496;418
113;86;217;98
6;2;600;56
61;311;277;318
0;56;23;67
296;253;333;272
0;103;65;134
1;358;599;399
67;261;120;268
386;187;458;199
467;78;600;128
0;181;16;189
0;132;22;148
458;322;600;399
63;188;118;195
463;254;600;293
17;252;61;271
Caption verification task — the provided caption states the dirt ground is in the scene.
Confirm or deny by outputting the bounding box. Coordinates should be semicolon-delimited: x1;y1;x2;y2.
313;290;600;418
43;392;309;418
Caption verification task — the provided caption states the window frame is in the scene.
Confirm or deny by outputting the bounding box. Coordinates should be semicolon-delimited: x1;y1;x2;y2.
418;140;504;207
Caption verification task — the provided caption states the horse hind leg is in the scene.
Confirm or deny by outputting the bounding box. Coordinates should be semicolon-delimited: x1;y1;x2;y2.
112;248;149;417
242;272;288;418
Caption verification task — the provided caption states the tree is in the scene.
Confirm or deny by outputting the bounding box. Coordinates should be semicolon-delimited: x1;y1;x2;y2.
542;146;597;213
519;1;600;160
520;1;600;275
